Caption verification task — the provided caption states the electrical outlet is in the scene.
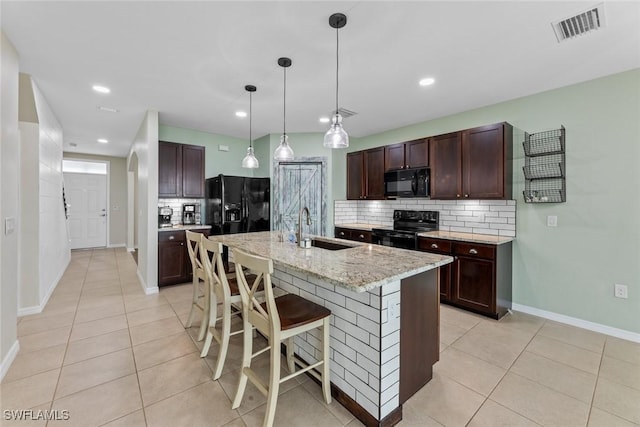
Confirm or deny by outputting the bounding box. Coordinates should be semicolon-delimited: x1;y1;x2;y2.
547;215;558;227
614;284;628;299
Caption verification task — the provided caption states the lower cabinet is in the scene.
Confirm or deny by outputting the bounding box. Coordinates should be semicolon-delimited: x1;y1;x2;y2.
158;228;210;287
418;237;512;319
334;227;372;243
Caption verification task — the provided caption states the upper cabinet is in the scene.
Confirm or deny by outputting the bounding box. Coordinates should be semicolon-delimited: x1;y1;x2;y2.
346;147;385;200
384;138;429;171
430;123;512;200
159;141;205;198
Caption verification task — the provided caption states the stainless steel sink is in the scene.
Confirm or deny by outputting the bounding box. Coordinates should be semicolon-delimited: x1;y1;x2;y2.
311;239;354;251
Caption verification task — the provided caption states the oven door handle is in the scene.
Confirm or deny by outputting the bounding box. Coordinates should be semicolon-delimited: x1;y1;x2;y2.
411;173;418;196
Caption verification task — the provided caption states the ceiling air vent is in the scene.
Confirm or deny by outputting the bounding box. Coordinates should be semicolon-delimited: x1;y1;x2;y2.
330;107;357;118
552;3;606;42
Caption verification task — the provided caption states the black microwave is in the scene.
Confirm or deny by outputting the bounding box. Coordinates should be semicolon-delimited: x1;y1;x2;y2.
384;167;430;198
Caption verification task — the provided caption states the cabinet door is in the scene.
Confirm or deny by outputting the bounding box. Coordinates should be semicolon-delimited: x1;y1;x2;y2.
462;123;505;199
346;151;364;200
182;144;205;198
334;227;352;240
158;241;187;286
453;256;495;315
364;147;385;199
429;132;462;199
417;237;452;302
384;143;406;171
405;139;429;169
159;141;182;197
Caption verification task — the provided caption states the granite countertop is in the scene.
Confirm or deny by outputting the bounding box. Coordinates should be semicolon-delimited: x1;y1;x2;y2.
208;231;452;293
334;223;385;231
158;224;212;232
417;230;514;245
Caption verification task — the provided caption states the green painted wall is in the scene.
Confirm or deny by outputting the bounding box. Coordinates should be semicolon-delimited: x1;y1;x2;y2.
340;69;640;334
159;125;254;178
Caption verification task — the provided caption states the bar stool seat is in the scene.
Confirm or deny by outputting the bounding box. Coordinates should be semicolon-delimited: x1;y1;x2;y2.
231;248;331;427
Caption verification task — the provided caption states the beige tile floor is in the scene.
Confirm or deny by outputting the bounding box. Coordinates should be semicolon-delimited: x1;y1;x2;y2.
2;248;639;426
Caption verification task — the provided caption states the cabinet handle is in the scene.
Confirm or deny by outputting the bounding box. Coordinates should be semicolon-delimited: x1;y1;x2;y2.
456;194;461;198
469;248;478;254
180;242;184;246
169;235;175;240
464;194;469;198
431;243;438;249
406;164;410;168
359;234;365;239
339;232;345;236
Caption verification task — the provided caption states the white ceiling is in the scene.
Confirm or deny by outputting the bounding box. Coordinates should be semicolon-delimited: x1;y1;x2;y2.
2;1;639;157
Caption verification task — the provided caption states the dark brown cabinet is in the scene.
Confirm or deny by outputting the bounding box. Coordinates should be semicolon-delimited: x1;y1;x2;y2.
334;227;372;243
346;147;385;200
158;141;205;198
384;138;429;171
158;228;210;286
418;237;452;301
429;123;512;200
418;237;512;319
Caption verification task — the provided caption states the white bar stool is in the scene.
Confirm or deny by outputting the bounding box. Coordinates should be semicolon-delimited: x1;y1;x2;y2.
184;230;209;341
230;248;332;427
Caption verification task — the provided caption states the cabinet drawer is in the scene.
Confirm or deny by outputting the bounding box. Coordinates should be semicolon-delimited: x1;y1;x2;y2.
353;230;372;243
158;231;185;243
418;238;452;253
453;242;495;259
334;227;352;240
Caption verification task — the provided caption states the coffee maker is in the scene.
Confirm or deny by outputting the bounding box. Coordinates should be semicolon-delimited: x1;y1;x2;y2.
158;206;173;228
182;203;200;225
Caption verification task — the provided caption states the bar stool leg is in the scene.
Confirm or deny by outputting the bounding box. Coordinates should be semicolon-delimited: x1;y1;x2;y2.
286;337;295;373
184;277;199;329
264;340;281;427
200;292;218;358
321;317;332;404
232;314;253;409
212;299;231;380
196;278;210;341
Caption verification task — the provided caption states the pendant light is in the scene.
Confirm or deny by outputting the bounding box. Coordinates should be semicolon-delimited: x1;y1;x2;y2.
324;13;349;149
274;57;294;161
241;85;259;169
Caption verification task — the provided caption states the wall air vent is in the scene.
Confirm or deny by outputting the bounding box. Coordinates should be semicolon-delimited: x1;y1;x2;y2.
329;107;357;118
552;3;606;42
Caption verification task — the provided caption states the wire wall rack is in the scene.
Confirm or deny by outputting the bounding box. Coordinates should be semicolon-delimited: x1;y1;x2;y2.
523;126;566;203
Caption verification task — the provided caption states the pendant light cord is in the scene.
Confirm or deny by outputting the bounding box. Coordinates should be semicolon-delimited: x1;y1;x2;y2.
335;24;339;115
283;66;287;136
249;91;253;148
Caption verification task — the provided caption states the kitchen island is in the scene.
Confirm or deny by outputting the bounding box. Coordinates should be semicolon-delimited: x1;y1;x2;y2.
208;231;452;427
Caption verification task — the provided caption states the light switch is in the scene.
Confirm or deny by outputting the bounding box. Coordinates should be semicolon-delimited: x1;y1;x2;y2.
547;215;558;227
219;145;230;152
5;217;15;235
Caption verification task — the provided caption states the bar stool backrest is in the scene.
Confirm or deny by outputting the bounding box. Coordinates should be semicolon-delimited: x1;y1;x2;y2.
232;248;279;337
185;230;205;281
199;238;230;302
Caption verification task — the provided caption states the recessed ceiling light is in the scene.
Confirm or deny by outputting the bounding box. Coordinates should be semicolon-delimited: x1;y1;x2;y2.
235;111;247;118
92;85;111;94
419;77;435;87
97;138;108;144
319;117;330;123
98;106;118;113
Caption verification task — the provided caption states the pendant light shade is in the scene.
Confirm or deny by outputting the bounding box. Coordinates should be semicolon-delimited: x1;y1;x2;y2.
324;13;349;149
274;57;294;161
241;85;259;169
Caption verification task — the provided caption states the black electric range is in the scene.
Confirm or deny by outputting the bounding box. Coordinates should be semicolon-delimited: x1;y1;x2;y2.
371;210;439;250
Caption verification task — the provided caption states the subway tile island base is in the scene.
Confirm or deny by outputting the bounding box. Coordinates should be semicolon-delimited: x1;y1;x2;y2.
208;231;453;427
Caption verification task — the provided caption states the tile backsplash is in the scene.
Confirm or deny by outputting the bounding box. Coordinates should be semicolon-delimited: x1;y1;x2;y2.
334;199;516;237
158;198;205;225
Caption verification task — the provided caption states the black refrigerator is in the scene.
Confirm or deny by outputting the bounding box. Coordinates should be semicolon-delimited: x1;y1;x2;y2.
205;174;270;236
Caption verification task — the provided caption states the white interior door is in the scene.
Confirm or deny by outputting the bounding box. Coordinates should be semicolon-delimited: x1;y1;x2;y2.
64;172;107;249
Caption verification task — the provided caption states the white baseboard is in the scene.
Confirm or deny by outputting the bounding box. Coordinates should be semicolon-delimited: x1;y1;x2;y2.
18;252;70;317
108;243;126;248
126;247;134;252
0;340;20;383
512;303;640;343
136;269;158;295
